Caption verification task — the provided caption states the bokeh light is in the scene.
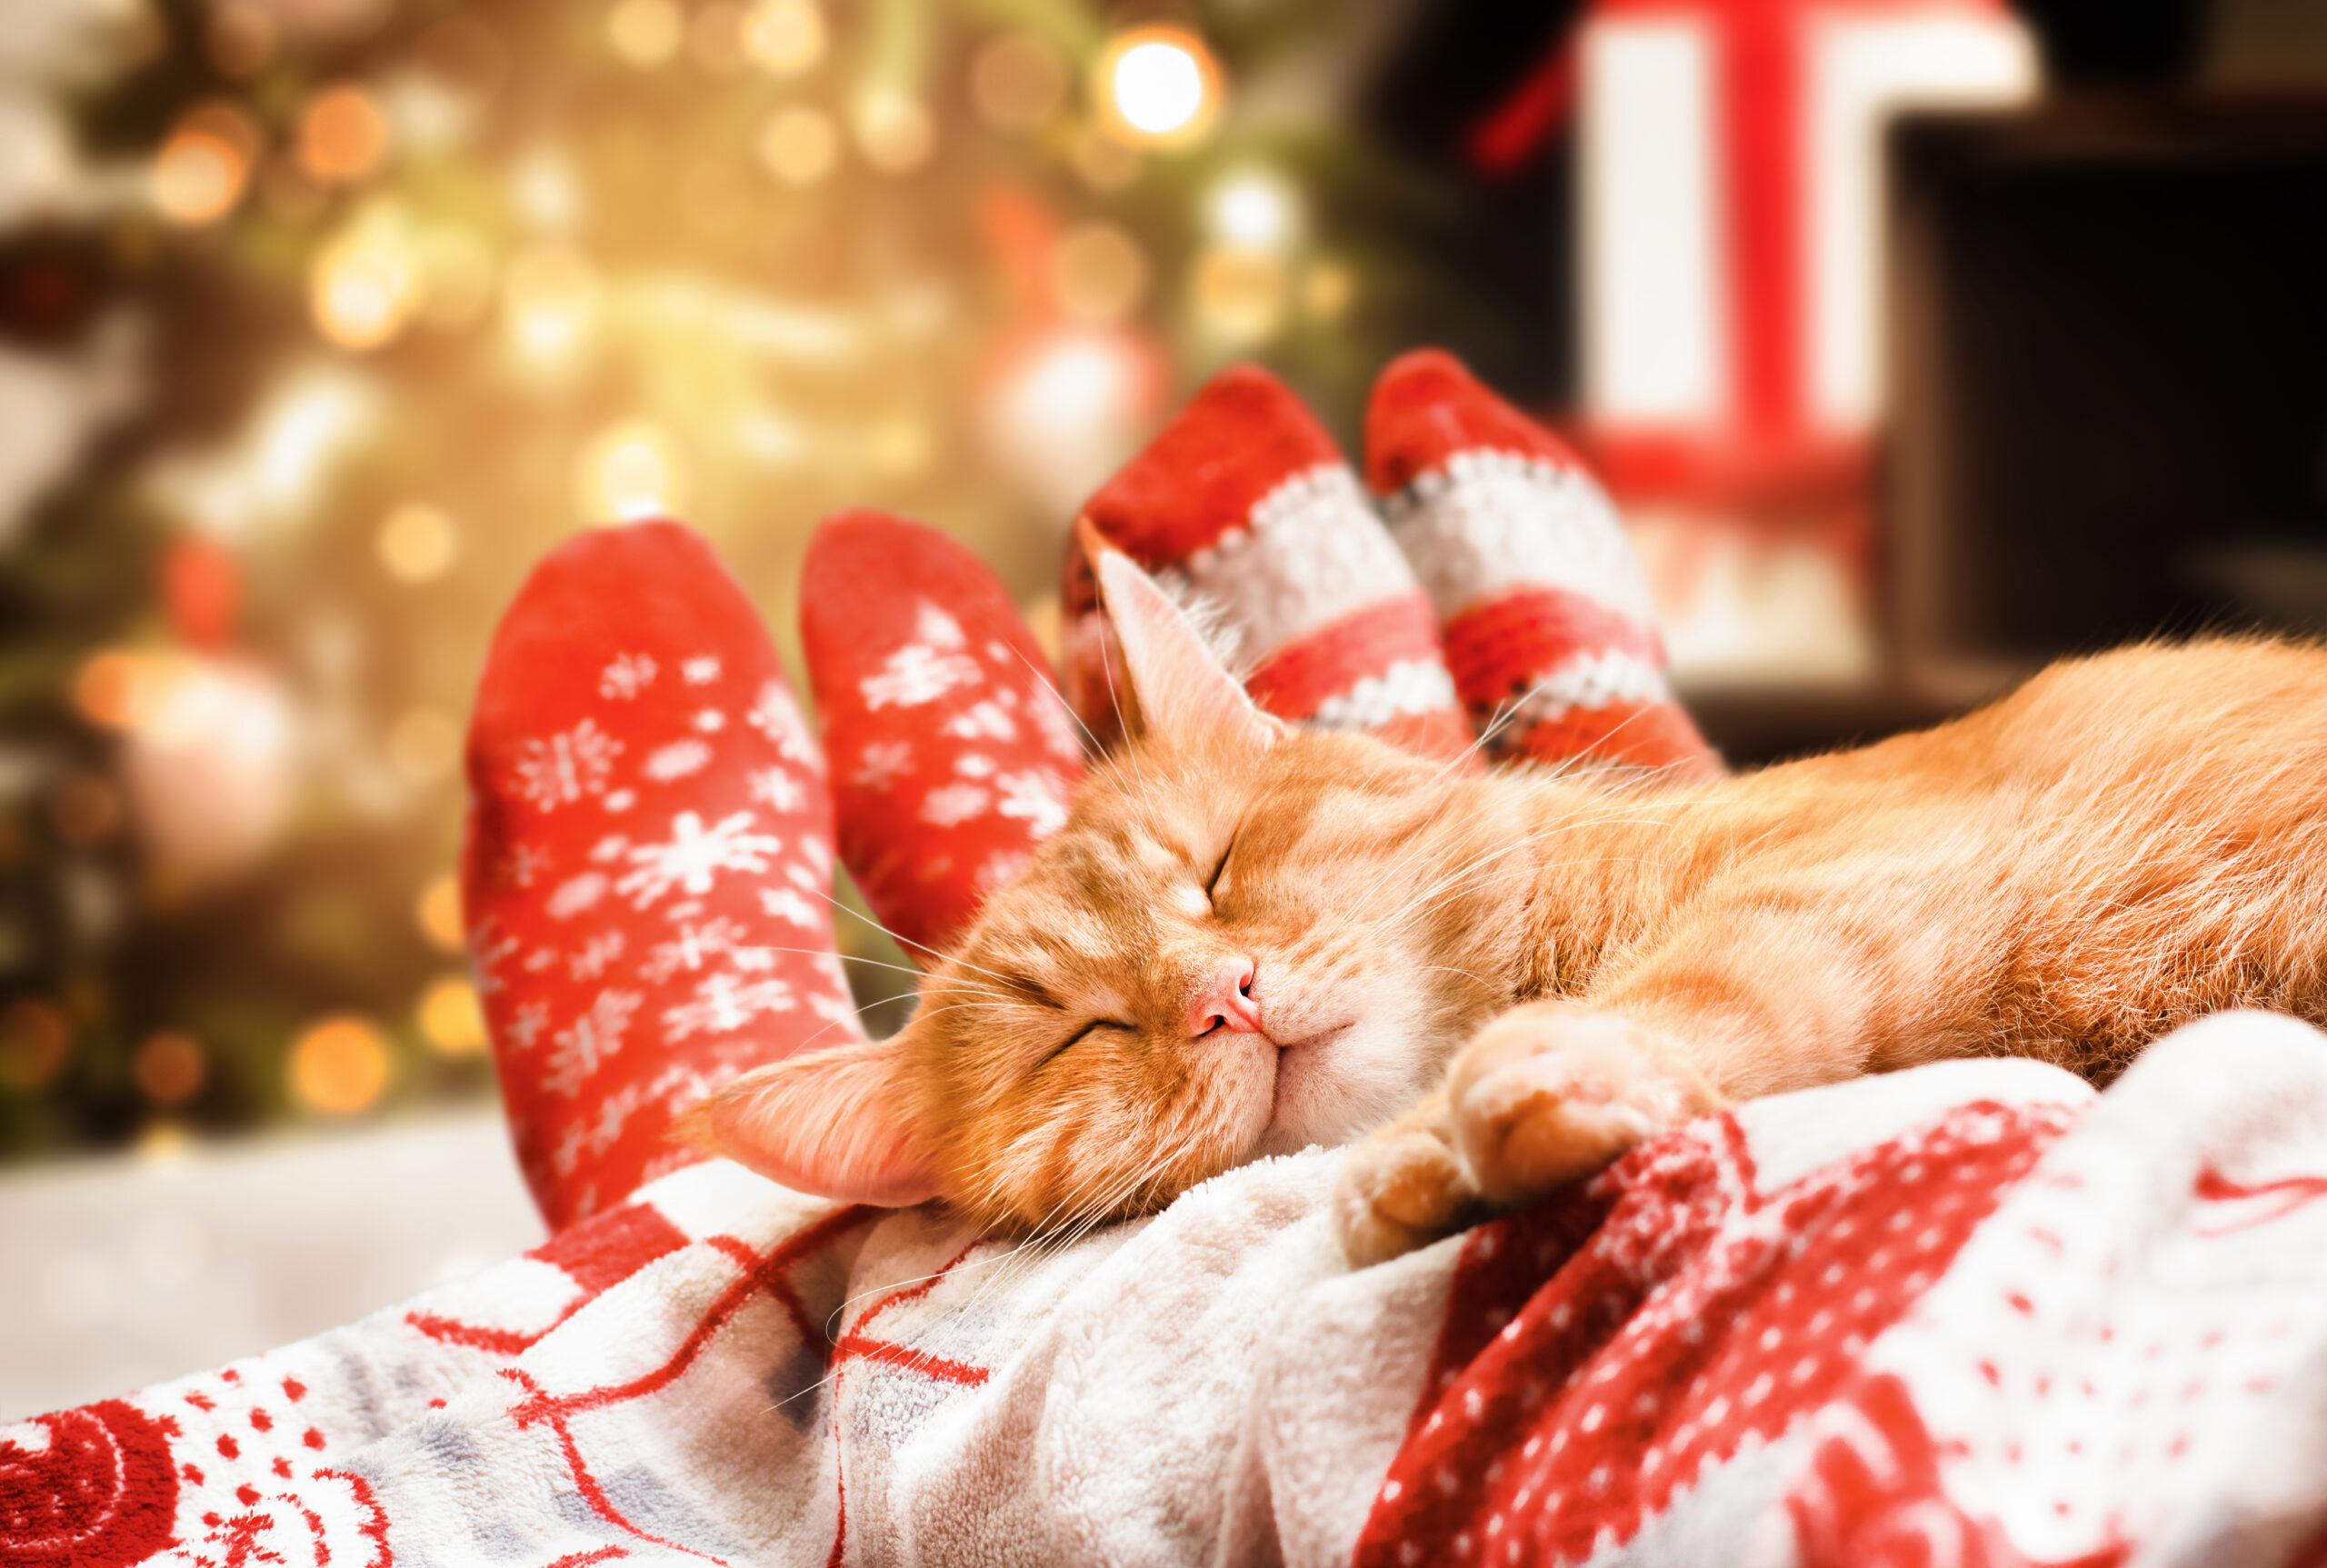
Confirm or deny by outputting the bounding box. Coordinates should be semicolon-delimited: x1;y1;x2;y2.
153;104;259;226
758;107;840;186
375;502;457;582
117;655;298;884
1096;27;1220;148
416;872;465;954
1303;259;1356;322
74;649;160;730
1191;245;1288;345
973;33;1067;131
578;420;686;521
297;85;392;186
502;244;602;365
288;1015;391;1116
131;1032;207;1105
1208;169;1299;251
605;0;683;68
854;93;935;174
1050;222;1150;325
743;0;826;77
416;976;487;1055
310;215;422;352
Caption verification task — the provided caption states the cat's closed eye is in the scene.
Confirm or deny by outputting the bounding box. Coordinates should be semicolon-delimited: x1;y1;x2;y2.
1052;1018;1131;1063
1203;841;1234;899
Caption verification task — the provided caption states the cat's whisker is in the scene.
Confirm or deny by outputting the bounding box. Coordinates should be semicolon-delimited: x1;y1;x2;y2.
809;886;1024;992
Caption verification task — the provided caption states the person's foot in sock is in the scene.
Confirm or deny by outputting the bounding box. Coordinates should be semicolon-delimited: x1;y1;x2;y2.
1064;363;1473;764
801;509;1084;959
1365;349;1721;781
464;519;861;1230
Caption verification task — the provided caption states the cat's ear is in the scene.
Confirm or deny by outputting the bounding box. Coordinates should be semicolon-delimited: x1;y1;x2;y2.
684;1037;940;1206
1079;518;1278;753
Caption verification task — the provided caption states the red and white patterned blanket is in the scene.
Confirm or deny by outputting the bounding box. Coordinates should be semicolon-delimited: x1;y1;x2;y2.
12;1009;2327;1568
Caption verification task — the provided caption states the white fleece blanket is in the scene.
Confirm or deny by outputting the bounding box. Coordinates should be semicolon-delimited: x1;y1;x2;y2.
12;1010;2327;1567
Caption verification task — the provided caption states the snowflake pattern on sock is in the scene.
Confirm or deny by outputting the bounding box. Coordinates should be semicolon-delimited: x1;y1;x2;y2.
464;521;862;1231
803;509;1084;957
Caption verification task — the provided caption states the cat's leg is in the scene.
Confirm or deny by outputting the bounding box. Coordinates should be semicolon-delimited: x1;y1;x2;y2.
1443;1003;1725;1207
1448;888;1961;1215
1333;1008;1721;1264
1333;1086;1490;1267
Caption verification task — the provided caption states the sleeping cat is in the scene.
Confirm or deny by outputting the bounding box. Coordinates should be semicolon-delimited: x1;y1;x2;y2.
694;545;2327;1266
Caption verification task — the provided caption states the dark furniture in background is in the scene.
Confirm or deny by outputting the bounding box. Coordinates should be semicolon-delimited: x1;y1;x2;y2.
1885;96;2327;693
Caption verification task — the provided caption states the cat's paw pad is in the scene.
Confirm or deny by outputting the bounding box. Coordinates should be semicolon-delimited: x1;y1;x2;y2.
1334;1124;1480;1268
1450;1005;1702;1204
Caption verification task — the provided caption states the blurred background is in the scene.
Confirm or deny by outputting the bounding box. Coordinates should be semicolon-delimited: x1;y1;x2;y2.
0;0;2323;1415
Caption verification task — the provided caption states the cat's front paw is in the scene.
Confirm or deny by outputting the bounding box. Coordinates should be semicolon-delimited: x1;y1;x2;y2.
1449;1004;1712;1204
1334;1114;1483;1268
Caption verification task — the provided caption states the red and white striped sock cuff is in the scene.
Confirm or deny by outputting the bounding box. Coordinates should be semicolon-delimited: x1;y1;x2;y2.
1364;350;1718;778
1072;365;1469;760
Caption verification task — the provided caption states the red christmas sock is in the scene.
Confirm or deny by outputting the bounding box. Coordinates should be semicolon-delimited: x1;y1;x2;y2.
800;509;1084;958
1064;363;1473;762
463;519;861;1231
1364;349;1721;780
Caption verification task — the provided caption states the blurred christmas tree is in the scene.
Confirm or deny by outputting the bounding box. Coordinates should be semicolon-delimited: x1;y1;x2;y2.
0;0;1517;1158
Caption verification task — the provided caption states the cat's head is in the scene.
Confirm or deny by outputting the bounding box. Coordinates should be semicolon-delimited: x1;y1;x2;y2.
694;544;1514;1232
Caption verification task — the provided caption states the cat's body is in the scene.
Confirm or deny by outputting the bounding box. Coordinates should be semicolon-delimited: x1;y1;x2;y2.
700;551;2327;1265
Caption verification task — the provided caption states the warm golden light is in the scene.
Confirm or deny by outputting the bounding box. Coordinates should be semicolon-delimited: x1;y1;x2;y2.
1209;169;1298;250
578;419;686;522
742;0;825;76
758;106;839;186
502;245;602;365
1303;259;1356;322
853;93;934;174
289;1015;391;1115
1051;222;1149;325
310;218;421;352
74;649;157;729
154;133;247;226
376;502;457;582
417;976;487;1055
1096;27;1220;148
154;105;260;226
605;0;683;67
416;872;466;953
297;85;391;185
132;1031;207;1104
1191;245;1287;345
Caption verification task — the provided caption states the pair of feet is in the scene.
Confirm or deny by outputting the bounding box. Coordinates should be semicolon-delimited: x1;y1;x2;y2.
465;350;1714;1238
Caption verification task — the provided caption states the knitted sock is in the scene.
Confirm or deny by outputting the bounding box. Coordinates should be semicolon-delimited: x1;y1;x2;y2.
463;519;861;1231
1365;349;1721;780
800;509;1084;959
1064;363;1473;763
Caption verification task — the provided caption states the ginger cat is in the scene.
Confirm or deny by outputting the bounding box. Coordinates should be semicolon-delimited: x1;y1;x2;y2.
698;549;2327;1266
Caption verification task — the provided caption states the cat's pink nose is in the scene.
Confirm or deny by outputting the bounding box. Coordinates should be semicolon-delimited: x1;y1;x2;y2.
1188;958;1263;1038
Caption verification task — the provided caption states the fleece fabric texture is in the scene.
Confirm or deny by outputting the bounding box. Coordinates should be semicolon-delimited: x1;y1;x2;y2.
13;1010;2327;1567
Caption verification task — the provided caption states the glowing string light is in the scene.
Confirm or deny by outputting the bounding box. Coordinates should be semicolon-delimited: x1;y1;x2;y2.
1095;27;1221;148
